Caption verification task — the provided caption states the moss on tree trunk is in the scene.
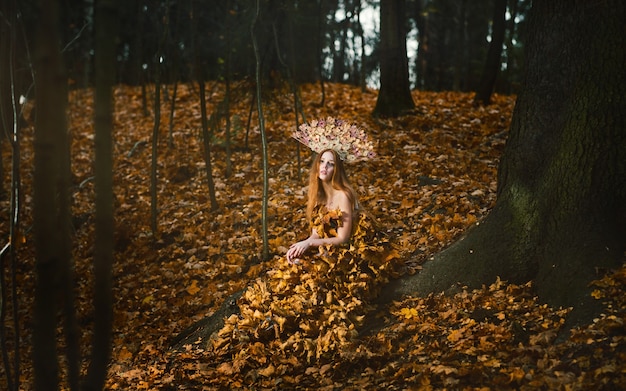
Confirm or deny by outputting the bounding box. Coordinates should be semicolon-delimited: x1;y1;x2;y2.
384;0;626;330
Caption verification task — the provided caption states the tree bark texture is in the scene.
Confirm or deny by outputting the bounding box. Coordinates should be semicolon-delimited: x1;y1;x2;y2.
83;0;118;389
32;0;71;388
473;0;507;105
198;80;219;211
251;0;270;261
289;2;319;83
0;2;12;195
386;0;626;328
373;0;415;117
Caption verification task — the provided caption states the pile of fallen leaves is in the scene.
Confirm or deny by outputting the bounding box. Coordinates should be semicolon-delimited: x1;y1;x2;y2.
1;81;624;389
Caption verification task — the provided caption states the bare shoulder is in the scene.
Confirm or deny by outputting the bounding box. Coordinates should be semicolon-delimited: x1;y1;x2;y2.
334;190;353;212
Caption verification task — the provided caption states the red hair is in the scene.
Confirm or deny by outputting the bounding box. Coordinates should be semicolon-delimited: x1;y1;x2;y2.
306;149;358;220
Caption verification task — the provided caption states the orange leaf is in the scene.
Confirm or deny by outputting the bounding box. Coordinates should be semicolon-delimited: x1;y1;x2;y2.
447;328;463;343
186;280;201;295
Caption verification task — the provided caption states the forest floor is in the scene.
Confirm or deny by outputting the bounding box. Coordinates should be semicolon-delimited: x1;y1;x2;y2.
1;82;625;390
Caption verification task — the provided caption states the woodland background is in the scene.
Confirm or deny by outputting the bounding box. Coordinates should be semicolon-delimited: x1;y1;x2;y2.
1;0;625;390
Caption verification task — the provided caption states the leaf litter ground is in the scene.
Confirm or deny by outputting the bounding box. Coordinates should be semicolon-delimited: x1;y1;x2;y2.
1;82;624;390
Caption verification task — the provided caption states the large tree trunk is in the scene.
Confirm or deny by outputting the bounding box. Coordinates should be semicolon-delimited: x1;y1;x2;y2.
289;2;319;83
385;0;626;329
373;0;415;117
32;0;72;388
83;0;118;389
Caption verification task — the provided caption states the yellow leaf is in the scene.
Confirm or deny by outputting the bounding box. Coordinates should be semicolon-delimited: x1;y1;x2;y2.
320;363;332;375
217;362;234;375
431;365;458;375
384;248;401;262
591;289;604;299
274;315;287;332
400;197;414;209
509;367;526;382
399;307;418;319
186;280;201;295
257;364;276;377
447;328;463;343
117;347;133;362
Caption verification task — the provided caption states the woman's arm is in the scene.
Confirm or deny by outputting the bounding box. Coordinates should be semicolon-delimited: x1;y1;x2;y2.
286;228;319;263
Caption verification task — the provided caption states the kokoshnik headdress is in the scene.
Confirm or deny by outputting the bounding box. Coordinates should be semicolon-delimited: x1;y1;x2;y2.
292;116;376;163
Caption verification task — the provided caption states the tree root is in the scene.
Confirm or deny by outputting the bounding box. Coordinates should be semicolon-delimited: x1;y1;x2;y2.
169;290;243;352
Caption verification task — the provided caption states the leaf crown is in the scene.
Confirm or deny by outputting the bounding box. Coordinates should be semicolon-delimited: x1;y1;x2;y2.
292;116;376;163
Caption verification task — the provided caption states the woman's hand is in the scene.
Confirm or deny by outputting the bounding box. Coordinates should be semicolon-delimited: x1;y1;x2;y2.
286;239;310;264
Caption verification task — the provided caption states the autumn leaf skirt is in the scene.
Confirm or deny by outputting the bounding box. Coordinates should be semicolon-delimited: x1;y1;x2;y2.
211;205;404;370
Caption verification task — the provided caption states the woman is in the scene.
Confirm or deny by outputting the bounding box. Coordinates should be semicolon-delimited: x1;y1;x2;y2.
286;149;357;264
212;118;403;365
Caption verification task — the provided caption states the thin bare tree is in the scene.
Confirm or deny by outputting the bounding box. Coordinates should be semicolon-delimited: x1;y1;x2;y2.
0;1;23;389
251;0;270;261
474;0;507;105
150;0;171;234
198;79;219;211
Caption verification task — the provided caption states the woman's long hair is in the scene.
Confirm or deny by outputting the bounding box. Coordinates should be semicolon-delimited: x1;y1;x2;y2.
306;149;359;220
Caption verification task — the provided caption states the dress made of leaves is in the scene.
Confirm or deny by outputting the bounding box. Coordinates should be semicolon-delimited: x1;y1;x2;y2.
211;205;403;371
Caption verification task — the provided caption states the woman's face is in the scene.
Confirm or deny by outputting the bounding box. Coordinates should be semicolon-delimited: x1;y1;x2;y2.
318;151;336;182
